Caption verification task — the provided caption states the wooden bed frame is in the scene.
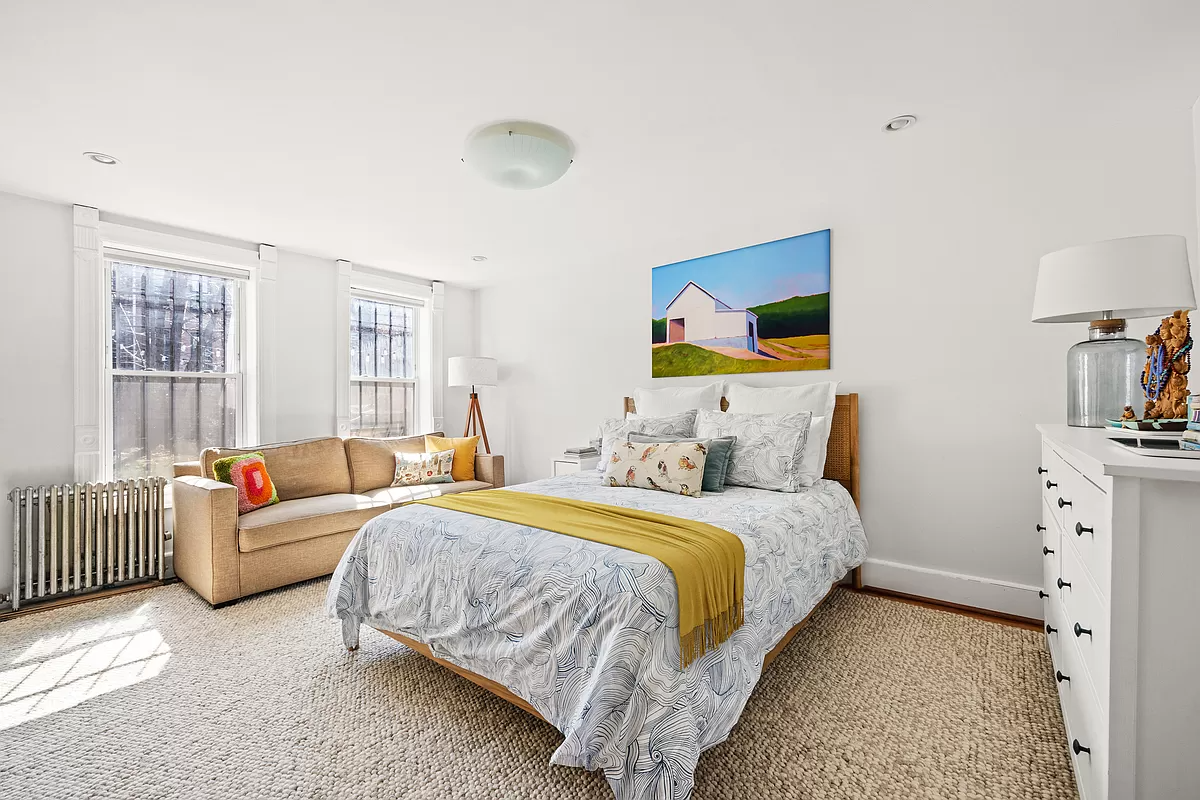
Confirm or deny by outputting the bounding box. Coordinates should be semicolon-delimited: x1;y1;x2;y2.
373;392;861;723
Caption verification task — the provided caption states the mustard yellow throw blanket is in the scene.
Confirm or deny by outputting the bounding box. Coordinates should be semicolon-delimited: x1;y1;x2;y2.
416;490;745;668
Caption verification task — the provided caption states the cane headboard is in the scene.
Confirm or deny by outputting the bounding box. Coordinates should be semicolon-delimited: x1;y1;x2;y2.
621;393;860;509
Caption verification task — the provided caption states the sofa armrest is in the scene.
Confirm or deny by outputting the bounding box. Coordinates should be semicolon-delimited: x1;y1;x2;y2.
174;461;203;478
172;476;241;605
474;454;505;488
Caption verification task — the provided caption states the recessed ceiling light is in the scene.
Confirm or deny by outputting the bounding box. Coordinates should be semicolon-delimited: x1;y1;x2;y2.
471;255;488;262
83;151;119;165
882;115;917;133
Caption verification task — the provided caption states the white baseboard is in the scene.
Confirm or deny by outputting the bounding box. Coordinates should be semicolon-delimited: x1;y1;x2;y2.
860;558;1044;621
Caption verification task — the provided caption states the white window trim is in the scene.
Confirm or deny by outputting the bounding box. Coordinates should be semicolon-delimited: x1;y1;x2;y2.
335;261;443;438
73;206;277;482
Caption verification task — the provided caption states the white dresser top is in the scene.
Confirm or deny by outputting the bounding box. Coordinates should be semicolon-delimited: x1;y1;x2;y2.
1038;424;1200;483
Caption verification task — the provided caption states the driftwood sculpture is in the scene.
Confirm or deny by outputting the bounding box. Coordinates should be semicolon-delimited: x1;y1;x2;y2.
1142;310;1192;420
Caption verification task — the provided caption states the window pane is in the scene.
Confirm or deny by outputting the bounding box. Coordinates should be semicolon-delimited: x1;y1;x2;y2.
113;375;237;479
349;297;414;379
111;261;238;372
349;380;414;438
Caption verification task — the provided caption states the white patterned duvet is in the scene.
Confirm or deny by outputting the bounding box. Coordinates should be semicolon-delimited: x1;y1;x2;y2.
327;473;867;800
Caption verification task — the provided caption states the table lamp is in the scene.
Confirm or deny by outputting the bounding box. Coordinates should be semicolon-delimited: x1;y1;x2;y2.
448;356;498;452
1032;234;1195;427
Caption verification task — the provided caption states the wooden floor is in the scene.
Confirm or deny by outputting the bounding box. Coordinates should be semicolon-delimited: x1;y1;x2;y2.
848;585;1042;631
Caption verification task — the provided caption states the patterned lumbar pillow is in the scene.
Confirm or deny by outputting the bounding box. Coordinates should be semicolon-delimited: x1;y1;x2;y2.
212;452;280;514
694;409;812;492
595;409;699;472
627;433;736;493
393;448;455;487
602;439;710;497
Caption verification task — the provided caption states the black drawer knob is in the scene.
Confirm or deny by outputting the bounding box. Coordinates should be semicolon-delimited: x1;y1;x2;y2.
1072;739;1090;756
1057;578;1071;590
1074;623;1093;638
1038;467;1048;475
1046;479;1058;489
1056;670;1070;683
1058;497;1071;508
1046;624;1057;634
1037;524;1046;532
1075;522;1093;536
1043;546;1055;556
1039;590;1049;599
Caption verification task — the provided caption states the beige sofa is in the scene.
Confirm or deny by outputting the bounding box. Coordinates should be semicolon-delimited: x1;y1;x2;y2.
172;433;504;606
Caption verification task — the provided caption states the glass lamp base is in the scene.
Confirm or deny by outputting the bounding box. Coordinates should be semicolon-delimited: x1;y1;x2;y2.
1066;323;1143;427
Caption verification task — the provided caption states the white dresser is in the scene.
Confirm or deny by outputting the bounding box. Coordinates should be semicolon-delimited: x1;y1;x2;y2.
1038;425;1200;800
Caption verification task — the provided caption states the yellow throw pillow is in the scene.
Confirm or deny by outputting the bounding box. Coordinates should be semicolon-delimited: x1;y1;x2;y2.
425;435;479;482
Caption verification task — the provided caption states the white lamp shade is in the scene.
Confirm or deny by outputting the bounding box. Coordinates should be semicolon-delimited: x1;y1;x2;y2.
463;121;572;190
448;356;497;388
1032;234;1195;323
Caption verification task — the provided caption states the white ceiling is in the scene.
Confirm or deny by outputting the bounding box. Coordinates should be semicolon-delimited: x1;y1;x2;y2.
2;1;1198;286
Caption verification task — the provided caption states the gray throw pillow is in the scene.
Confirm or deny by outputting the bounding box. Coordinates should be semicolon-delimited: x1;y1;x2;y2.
595;410;698;472
627;433;736;493
694;409;812;492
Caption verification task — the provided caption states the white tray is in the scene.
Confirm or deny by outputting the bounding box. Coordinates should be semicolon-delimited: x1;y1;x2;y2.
1107;436;1200;459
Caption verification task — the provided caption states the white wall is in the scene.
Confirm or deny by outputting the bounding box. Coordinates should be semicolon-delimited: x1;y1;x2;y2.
478;104;1200;618
0;191;477;599
442;285;480;439
0;192;75;592
274;250;339;441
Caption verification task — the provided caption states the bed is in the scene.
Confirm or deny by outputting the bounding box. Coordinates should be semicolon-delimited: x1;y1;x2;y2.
326;394;866;800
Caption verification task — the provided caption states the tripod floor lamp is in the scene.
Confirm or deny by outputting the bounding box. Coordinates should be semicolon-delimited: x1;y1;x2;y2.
447;356;497;453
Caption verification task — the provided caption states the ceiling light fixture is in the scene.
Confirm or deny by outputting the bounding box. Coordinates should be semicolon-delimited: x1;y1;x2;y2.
83;151;120;165
882;115;917;133
471;255;488;262
463;121;573;190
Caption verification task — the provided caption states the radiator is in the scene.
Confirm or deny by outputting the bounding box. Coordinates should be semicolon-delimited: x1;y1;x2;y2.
5;479;169;612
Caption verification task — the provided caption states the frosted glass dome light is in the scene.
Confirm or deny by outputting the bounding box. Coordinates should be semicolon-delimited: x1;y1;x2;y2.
463;121;573;190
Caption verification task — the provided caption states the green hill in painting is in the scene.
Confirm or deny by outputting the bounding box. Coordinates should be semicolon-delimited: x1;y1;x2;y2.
747;292;829;339
652;342;829;377
651;292;828;343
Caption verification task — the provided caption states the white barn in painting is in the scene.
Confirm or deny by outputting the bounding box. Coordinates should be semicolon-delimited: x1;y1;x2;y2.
663;281;759;352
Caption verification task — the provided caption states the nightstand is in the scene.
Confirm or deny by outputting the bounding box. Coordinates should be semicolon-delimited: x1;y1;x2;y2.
551;456;600;477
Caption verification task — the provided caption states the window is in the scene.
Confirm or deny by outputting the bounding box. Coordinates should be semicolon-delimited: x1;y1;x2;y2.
348;294;418;437
107;259;245;479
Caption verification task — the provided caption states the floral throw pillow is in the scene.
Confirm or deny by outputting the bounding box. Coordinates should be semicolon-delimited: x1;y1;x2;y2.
595;409;698;472
602;439;710;497
212;452;280;514
694;409;813;492
393;448;455;487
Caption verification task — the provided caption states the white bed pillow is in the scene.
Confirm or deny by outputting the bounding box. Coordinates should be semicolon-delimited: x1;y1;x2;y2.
694;408;812;492
724;382;839;487
631;383;723;418
596;410;698;472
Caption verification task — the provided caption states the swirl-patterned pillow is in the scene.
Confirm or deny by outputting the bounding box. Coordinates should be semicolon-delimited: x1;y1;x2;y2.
603;439;710;497
595;409;698;472
694;409;812;492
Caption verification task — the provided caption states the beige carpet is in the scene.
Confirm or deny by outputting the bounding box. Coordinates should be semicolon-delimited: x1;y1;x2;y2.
0;581;1075;799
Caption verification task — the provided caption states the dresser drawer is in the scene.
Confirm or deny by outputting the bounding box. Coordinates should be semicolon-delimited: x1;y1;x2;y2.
1040;442;1068;529
1061;542;1110;713
1058;635;1108;800
1058;465;1111;598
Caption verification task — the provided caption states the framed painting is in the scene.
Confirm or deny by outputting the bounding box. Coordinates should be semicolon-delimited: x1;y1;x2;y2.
651;229;831;377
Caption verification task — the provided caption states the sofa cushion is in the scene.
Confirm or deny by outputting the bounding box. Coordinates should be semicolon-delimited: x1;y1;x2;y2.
363;480;492;507
345;433;441;494
203;437;352;501
237;493;390;553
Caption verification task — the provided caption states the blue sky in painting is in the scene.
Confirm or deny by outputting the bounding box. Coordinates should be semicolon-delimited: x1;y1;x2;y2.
651;229;830;318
